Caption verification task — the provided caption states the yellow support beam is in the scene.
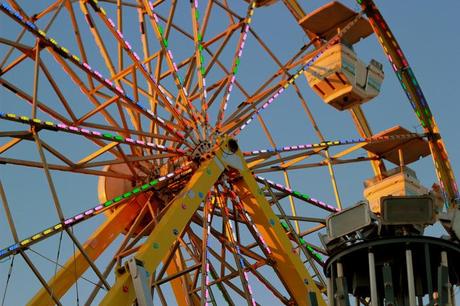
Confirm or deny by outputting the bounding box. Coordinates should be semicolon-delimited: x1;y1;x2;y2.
100;152;225;305
233;152;326;305
28;194;149;306
100;139;325;305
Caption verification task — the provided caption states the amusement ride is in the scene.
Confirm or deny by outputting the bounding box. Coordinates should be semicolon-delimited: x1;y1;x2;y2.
0;0;459;305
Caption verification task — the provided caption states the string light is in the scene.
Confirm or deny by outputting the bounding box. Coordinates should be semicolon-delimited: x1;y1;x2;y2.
234;12;364;135
225;187;271;255
85;0;197;129
0;113;185;154
220;197;257;306
356;0;458;199
216;1;257;129
279;221;323;261
255;176;339;212
0;2;186;141
145;1;202;125
190;0;209;130
243;133;422;156
0;166;192;260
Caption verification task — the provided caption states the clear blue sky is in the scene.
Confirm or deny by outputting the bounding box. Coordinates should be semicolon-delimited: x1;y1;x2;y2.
0;0;459;304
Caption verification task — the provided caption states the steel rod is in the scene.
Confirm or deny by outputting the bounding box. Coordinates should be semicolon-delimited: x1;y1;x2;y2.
368;251;378;305
406;249;416;306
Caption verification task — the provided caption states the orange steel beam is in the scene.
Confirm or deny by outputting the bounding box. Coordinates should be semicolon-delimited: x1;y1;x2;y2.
166;249;200;306
358;0;459;205
28;194;149;306
100;150;226;305
232;154;326;305
100;139;325;305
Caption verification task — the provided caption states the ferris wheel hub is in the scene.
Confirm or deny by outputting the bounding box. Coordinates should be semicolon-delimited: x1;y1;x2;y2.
190;140;214;162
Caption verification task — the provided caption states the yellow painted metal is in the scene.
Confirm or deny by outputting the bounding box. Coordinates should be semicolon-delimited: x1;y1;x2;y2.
233;153;326;306
166;249;200;306
100;153;225;305
27;194;149;306
100;139;325;305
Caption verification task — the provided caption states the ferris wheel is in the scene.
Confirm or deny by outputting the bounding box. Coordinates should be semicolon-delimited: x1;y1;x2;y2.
0;0;458;305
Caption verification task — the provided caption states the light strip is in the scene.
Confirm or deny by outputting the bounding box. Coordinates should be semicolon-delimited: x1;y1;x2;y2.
204;196;211;306
233;12;364;136
145;1;202;126
225;187;271;255
0;3;187;142
190;0;209;130
215;0;257;130
356;0;458;199
220;197;257;306
0;112;185;154
279;220;323;262
0;166;192;260
243;133;423;156
255;175;339;213
85;0;193;130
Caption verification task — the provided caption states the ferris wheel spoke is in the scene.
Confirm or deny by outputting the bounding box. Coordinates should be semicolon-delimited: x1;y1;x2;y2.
221;183;272;256
223;13;365;136
0;166;192;261
221;40;314;131
84;0;196;133
264;183;326;288
250;109;307;232
200;193;212;304
187;227;259;304
48;52;129;131
247;147;324;171
187;24;240;102
0;77;72;124
64;0;97;90
255;176;338;213
190;0;211;137
214;0;256;131
29;195;149;306
238;258;291;304
64;226;112;291
142;0;203;135
0;4;193;143
255;155;378;174
0;38;74;121
213;202;258;306
0;157;137;179
244;132;424;157
0;113;187;155
0;24;26;70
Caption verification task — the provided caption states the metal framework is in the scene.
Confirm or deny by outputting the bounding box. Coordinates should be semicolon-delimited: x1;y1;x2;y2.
0;0;457;305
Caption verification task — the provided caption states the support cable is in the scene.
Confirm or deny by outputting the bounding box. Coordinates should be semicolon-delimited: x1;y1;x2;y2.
1;256;14;306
